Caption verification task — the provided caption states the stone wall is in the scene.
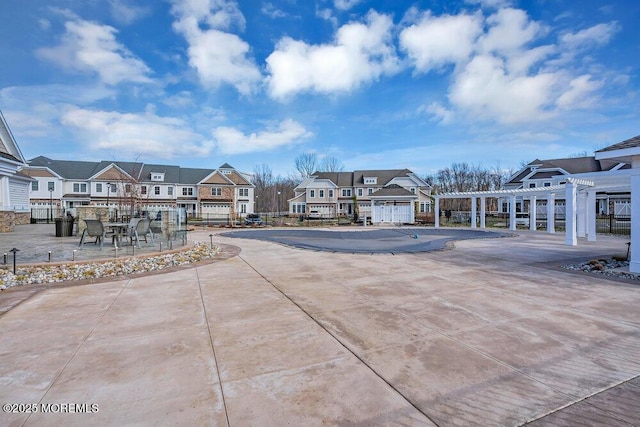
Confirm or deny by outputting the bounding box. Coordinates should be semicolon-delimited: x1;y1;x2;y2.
75;206;110;233
0;211;15;232
15;212;30;226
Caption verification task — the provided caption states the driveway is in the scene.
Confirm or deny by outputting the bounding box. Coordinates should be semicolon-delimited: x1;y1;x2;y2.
1;228;639;426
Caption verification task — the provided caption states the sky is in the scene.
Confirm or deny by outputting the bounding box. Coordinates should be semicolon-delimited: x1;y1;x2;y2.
1;0;639;178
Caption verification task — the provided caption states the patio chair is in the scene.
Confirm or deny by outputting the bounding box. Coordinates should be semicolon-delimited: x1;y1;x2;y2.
78;219;110;249
128;218;154;248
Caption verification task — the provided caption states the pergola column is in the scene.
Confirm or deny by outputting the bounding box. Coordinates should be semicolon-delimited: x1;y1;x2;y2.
471;196;477;229
565;181;577;246
480;197;486;228
546;194;555;233
509;195;516;231
529;195;537;231
586;190;597;242
434;196;440;228
631;165;640;273
577;191;587;238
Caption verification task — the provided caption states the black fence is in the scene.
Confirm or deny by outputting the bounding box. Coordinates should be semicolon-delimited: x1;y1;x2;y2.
30;207;64;223
596;214;631;235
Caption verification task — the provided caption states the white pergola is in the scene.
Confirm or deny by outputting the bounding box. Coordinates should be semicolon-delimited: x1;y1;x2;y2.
434;177;625;247
595;142;640;273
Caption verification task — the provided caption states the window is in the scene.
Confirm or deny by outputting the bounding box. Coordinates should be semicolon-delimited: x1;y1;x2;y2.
47;181;55;191
125;184;132;193
182;187;193;196
342;189;351;197
410;187;416;194
151;173;164;182
141;186;147;195
367;188;373;195
238;188;249;197
543;182;551;187
110;183;116;193
364;177;377;185
73;183;87;192
329;190;333;198
154;186;160;195
319;190;324;198
528;182;536;188
96;183;102;193
32;181;39;191
211;187;222;196
168;187;174;196
357;188;363;197
310;190;315;198
240;204;247;213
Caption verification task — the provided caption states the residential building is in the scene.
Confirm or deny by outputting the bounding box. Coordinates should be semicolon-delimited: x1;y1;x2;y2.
0;111;31;231
19;157;255;218
502;156;630;216
289;169;432;223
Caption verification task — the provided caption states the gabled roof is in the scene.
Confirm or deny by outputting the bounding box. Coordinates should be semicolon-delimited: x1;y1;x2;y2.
29;156;103;179
219;162;234;169
369;184;417;198
0;110;26;164
596;135;640;152
310;169;422;188
506;156;628;186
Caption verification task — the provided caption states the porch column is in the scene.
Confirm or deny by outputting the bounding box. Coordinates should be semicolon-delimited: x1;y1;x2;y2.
529;195;537;231
471;196;477;229
586;190;597;242
565;181;577;246
577;190;587;238
630;162;640;273
509;195;516;231
434;196;440;228
480;197;486;229
547;194;555;233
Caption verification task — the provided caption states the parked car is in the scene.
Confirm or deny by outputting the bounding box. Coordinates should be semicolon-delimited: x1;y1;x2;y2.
245;214;263;226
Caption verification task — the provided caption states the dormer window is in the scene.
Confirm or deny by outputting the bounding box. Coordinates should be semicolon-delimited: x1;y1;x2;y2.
151;172;165;182
364;177;377;185
221;170;231;175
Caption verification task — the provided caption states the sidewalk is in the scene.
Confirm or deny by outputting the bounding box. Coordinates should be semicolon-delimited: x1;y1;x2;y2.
1;229;639;425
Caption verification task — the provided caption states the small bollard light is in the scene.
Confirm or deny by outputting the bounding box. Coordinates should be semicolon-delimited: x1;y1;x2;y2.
48;251;52;263
169;240;173;250
132;244;135;256
209;233;213;248
3;253;6;265
72;249;77;261
159;242;163;252
9;248;19;275
114;247;119;259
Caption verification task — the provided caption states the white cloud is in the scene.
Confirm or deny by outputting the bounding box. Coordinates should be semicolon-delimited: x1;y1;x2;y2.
61;109;212;158
261;2;286;19
449;55;557;124
334;0;362;11
400;11;483;73
266;11;399;99
556;75;603;109
465;0;512;10
559;22;619;49
171;0;261;94
37;18;152;85
420;102;454;124
213;119;313;154
109;0;150;25
478;8;544;55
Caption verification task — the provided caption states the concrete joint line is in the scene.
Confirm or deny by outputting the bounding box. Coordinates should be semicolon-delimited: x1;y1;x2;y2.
521;373;640;426
195;267;231;427
23;279;132;426
236;253;441;427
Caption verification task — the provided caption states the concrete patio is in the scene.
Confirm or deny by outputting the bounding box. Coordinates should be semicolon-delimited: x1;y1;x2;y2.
1;228;639;426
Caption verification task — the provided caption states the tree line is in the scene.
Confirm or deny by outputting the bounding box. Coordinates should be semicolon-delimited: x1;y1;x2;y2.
254;153;516;215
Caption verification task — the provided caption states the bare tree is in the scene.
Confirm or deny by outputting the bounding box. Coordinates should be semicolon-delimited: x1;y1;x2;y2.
295;153;319;178
319;155;344;172
252;163;274;213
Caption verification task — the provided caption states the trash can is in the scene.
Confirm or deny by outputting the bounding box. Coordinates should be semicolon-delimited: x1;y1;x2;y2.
55;217;74;237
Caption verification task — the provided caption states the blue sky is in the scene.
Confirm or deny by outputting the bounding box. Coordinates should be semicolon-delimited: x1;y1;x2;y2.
1;0;638;177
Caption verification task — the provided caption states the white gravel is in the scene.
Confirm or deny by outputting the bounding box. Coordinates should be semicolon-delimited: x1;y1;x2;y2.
561;257;640;282
0;243;220;289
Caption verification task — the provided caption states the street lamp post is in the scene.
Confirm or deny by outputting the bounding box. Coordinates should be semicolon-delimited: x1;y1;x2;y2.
277;191;281;217
106;182;111;207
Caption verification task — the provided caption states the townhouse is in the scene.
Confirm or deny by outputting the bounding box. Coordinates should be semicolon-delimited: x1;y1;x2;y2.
19;157;255;219
289;169;432;223
0;111;31;231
